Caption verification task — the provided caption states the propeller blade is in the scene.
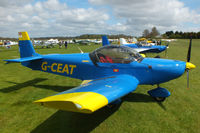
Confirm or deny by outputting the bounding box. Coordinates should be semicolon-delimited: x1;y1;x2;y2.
186;37;195;89
187;38;192;62
187;69;189;89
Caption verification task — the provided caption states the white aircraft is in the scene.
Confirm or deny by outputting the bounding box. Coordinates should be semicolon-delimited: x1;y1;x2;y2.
0;41;17;48
91;39;101;44
33;39;59;48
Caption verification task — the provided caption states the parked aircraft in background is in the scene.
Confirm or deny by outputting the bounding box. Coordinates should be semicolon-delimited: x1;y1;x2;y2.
90;39;101;44
73;39;91;45
0;41;18;48
119;38;166;53
33;39;58;48
103;36;166;54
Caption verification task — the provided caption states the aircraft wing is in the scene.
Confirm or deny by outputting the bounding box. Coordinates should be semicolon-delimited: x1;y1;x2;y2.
134;48;159;53
34;74;139;113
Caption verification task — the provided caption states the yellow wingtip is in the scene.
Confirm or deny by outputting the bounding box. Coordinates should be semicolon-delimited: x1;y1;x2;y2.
18;31;30;41
34;92;108;114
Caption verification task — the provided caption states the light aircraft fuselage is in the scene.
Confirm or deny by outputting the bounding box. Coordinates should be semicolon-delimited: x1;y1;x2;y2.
25;51;186;85
4;32;195;114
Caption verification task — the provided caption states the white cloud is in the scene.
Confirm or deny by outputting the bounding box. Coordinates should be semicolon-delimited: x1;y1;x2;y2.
6;15;15;22
0;0;199;37
0;0;110;37
0;0;33;7
89;0;200;35
44;0;67;11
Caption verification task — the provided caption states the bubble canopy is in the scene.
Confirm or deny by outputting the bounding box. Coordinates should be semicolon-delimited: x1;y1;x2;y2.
89;45;143;64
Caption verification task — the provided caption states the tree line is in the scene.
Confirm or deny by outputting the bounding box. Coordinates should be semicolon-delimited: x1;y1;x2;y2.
142;27;160;38
142;27;200;39
0;34;132;41
74;34;132;39
162;31;200;39
1;28;200;40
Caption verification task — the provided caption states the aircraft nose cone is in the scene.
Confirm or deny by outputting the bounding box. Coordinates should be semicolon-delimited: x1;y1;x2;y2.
186;62;196;70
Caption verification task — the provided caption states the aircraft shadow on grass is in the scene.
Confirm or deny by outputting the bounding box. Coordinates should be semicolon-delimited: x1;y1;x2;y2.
0;78;47;93
31;93;166;133
123;93;166;110
0;78;75;93
31;106;119;133
0;78;166;110
0;79;166;132
33;84;76;92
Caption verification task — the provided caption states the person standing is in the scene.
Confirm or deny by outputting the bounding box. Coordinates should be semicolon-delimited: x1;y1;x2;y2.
64;41;68;49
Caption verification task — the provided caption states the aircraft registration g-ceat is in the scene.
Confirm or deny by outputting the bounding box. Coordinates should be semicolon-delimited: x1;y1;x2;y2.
4;32;196;114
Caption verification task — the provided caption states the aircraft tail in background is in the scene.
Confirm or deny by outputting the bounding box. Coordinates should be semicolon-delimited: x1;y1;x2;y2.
102;35;110;46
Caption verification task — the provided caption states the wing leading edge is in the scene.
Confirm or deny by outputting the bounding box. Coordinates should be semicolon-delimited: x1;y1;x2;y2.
133;48;158;53
34;74;139;113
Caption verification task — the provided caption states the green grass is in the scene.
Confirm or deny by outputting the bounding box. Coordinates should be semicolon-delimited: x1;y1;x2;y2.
0;40;200;133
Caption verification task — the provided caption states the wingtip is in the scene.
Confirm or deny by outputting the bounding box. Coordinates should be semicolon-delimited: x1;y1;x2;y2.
33;92;108;114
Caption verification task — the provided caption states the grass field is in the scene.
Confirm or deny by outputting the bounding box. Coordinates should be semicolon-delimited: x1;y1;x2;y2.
0;40;199;133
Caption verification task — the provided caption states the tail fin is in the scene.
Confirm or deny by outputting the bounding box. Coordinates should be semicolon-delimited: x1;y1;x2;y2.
102;35;110;46
4;32;42;63
18;32;37;58
119;38;128;45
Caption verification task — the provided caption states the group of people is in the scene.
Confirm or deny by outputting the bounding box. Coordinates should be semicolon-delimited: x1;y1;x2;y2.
59;41;68;49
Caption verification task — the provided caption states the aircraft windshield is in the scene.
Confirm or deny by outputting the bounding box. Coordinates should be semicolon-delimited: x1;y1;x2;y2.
90;45;143;64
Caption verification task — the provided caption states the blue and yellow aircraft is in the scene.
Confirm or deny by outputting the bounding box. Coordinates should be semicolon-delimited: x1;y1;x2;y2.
4;32;195;114
103;36;167;53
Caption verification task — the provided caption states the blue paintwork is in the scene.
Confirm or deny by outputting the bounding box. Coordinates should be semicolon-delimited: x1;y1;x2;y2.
4;38;188;102
124;44;166;53
102;35;110;46
102;35;166;53
19;40;38;58
140;58;186;84
18;53;185;85
55;74;139;103
8;48;186;85
148;87;171;98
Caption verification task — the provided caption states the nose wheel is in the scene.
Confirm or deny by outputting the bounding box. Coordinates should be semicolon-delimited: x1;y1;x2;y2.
148;86;170;102
154;97;166;102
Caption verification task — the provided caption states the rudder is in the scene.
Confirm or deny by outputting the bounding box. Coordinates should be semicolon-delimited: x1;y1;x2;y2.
18;32;37;58
102;35;110;46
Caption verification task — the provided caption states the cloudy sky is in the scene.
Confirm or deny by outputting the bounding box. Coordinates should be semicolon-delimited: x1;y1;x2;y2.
0;0;200;37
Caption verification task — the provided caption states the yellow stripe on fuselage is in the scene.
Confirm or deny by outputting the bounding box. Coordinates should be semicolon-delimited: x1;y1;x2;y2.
18;32;30;41
82;60;90;63
34;92;108;113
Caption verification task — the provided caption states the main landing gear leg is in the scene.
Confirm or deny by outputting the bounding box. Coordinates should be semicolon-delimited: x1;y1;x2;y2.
107;99;122;109
148;85;171;102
